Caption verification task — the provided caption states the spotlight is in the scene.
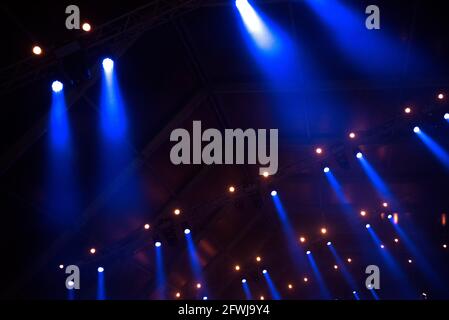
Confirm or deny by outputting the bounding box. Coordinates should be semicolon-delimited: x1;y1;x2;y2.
320;227;327;235
174;208;181;216
360;210;367;217
443;244;447;249
365;224;371;229
102;58;114;72
413;126;420;133
59;264;64;269
256;256;262;262
82;22;91;32
184;228;191;235
175;292;181;298
97;267;104;273
51;80;63;93
229;186;235;193
438;93;445;100
89;248;96;254
196;283;202;289
347;258;352;263
394;238;399;243
349;132;356;139
303;277;308;282
327;241;332;246
323;167;330;173
380;244;385;249
299;236;306;243
315;147;323;155
353;291;357;294
408;259;413;264
444;113;449;120
262;171;269;178
242;279;247;284
288;284;293;290
382;202;389;208
270;190;277;197
32;45;42;55
404;107;412;114
260;296;265;300
155;241;162;248
203;296;208;300
67;280;75;288
387;214;393;219
306;250;311;255
262;269;267;274
333;265;338;270
235;265;241;271
356;152;363;159
144;224;150;230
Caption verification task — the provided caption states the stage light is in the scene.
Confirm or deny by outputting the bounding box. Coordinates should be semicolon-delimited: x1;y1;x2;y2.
347;258;352;263
102;58;114;72
303;277;308;282
175;292;181;298
82;22;91;32
394;238;399;243
315;147;323;155
196;283;202;289
288;284;293;290
262;171;269;178
203;296;208;300
366;224;371;229
383;202;389;208
444;113;449;120
184;228;191;235
443;244;447;249
89;248;96;254
333;265;338;270
59;264;64;269
327;241;332;246
271;190;277;196
144;224;150;230
235;265;241;271
299;236;306;243
242;278;247;283
262;269;267;274
414;126;421;133
155;241;162;248
360;210;367;217
393;213;399;224
51;80;63;93
388;214;393;219
438;93;445;100
404;107;412;114
260;296;265;300
408;259;413;264
32;45;42;55
229;186;235;193
306;250;311;255
256;256;262;262
356;152;363;159
174;208;181;215
68;280;75;288
323;167;330;173
349;132;356;139
320;227;327;235
97;267;104;273
380;244;385;249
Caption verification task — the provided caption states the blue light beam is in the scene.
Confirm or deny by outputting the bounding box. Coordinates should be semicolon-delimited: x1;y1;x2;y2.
262;270;281;300
306;251;331;299
414;128;449;170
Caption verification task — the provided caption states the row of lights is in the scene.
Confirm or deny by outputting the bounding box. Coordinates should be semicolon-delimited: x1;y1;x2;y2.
32;23;92;57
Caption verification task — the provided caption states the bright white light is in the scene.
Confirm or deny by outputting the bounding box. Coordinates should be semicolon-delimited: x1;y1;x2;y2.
270;190;277;197
327;241;332;246
59;264;64;269
262;269;267;274
356;152;363;159
444;113;449;120
68;280;75;287
155;241;162;247
102;58;114;72
387;214;393;219
184;228;191;235
365;224;371;229
32;45;42;55
235;0;274;49
306;250;311;255
98;267;104;273
203;296;208;300
51;80;63;93
323;167;330;173
242;279;247;283
413;126;420;133
82;22;91;32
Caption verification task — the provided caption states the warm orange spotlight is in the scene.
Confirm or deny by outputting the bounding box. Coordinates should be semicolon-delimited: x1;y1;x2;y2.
256;256;262;262
82;22;92;32
234;265;241;271
360;210;367;217
288;284;293;290
174;208;181;216
320;227;327;235
299;236;306;243
175;292;181;298
229;186;235;193
32;45;42;55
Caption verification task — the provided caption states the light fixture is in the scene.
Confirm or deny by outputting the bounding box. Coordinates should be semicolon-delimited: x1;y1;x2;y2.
184;228;191;235
51;80;64;93
349;132;356;139
155;241;162;248
360;210;367;217
102;58;114;72
196;283;202;289
229;186;235;193
256;256;262;262
262;171;269;178
438;93;445;100
97;267;104;273
235;265;241;271
32;45;42;55
89;248;96;254
347;258;352;263
270;190;277;197
174;208;181;215
299;236;306;243
404;107;412;114
315;147;323;155
356;152;363;159
242;279;247;284
82;22;91;32
413;126;420;133
144;224;150;230
320;227;327;235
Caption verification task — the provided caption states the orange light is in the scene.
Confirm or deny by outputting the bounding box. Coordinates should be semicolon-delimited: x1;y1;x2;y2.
229;186;235;193
196;283;202;289
262;171;269;178
442;213;447;227
347;258;352;263
315;147;323;155
260;296;265;300
174;208;181;215
393;213;399;224
256;256;261;262
89;248;96;254
288;284;293;290
320;227;327;235
32;45;42;55
303;277;308;282
144;224;150;230
82;22;91;32
299;236;306;243
234;265;241;271
360;210;367;217
175;292;181;298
